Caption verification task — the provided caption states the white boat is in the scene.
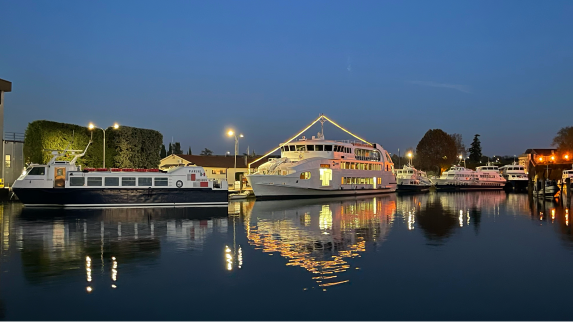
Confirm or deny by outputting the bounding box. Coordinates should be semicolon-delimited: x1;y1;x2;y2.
229;190;252;200
532;180;559;199
499;162;528;191
246;116;396;199
433;164;505;190
395;165;432;192
11;141;228;207
475;163;507;189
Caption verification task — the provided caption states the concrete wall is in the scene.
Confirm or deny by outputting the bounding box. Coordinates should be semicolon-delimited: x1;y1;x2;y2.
3;141;24;187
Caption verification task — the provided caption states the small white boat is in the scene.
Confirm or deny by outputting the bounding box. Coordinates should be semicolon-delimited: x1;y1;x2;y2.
229;191;252;200
395;165;432;192
532;180;559;199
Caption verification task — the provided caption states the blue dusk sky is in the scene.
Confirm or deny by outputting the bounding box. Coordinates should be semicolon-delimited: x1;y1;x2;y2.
2;0;572;157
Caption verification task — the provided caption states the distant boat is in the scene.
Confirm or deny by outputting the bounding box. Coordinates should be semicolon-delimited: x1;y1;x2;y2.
395;165;432;192
499;162;528;191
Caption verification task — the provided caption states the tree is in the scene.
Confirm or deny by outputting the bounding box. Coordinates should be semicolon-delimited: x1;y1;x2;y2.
200;148;213;156
552;126;573;153
172;142;183;155
415;129;457;173
450;133;466;156
468;134;482;162
160;144;167;159
188;146;192;155
167;143;172;155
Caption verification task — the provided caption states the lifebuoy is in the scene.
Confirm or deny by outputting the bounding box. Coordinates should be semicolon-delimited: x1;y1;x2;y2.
176;180;183;188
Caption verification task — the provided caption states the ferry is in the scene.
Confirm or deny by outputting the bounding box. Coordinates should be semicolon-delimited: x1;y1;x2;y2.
499;162;528;191
11;142;228;207
433;164;506;190
395;165;432;192
246;116;396;199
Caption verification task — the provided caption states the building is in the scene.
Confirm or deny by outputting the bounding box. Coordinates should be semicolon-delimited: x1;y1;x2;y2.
159;154;276;190
3;132;24;187
0;78;13;189
519;148;572;179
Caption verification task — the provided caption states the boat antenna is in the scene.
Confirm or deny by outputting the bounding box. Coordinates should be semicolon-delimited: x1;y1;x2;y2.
320;114;325;138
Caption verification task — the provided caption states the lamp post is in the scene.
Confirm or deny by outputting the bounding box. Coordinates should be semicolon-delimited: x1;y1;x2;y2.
407;152;412;166
89;122;119;168
227;130;244;188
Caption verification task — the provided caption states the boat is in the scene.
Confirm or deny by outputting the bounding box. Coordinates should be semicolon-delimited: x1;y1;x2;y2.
395;164;432;192
229;190;253;200
474;163;507;189
11;141;228;207
532;180;559;199
246;115;397;199
499;162;528;191
433;164;506;191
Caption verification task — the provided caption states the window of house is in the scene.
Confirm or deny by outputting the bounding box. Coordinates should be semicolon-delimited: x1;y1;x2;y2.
70;177;85;186
122;177;136;186
87;177;102;186
138;177;152;186
5;154;10;168
212;170;217;174
155;178;169;186
105;177;120;186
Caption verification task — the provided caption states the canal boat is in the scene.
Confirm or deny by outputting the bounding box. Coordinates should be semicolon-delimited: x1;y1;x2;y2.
11;142;228;207
246;115;397;199
395;165;432;192
499;162;528;191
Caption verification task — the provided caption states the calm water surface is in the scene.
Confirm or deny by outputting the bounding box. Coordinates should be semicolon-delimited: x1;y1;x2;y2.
0;192;572;320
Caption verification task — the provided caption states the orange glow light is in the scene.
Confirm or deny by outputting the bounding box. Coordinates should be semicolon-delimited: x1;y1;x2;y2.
551;156;555;161
565;155;569;160
539;157;543;162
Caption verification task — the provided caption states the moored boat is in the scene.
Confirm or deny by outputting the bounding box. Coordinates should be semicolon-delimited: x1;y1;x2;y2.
395;165;432;192
12;142;228;207
246;115;397;199
499;162;528;191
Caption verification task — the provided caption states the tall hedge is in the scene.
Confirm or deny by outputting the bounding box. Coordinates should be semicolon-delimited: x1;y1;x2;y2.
24;120;162;169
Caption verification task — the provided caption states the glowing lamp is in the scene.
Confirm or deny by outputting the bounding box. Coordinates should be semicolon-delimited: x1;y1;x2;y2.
551;156;555;161
227;130;234;137
407;152;412;158
565;155;569;160
113;123;119;129
539;157;543;162
88;123;95;130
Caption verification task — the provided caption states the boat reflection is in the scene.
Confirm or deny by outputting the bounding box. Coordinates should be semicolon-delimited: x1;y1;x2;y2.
0;205;228;292
241;194;397;289
396;191;507;245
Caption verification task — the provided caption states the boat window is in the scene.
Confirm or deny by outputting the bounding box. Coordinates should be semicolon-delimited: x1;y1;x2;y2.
138;177;152;186
296;145;305;151
122;177;136;186
154;178;169;186
70;177;85;186
105;177;120;186
28;167;46;176
289;145;296;151
325;145;332;151
299;172;311;180
281;146;285;152
307;145;315;151
87;177;102;186
316;145;324;151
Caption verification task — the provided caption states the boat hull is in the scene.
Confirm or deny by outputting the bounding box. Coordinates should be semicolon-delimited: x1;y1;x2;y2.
250;183;395;200
505;179;529;191
12;187;228;207
435;184;504;191
396;184;430;192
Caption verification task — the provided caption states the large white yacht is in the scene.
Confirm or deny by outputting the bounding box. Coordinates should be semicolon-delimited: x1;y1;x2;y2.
433;164;506;190
395;165;432;192
499;162;528;191
247;117;396;199
475;164;507;189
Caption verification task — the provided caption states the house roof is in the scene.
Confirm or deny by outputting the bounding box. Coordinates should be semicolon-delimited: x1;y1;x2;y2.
0;78;12;92
524;149;556;155
171;154;278;169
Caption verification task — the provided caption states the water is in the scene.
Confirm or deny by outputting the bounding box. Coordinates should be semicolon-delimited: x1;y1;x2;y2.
0;192;572;320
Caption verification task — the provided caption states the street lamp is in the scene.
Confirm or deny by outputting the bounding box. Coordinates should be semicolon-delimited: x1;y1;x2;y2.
89;122;120;168
227;130;244;187
407;152;412;166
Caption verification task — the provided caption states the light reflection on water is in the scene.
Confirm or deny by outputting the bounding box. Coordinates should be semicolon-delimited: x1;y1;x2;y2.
0;193;572;320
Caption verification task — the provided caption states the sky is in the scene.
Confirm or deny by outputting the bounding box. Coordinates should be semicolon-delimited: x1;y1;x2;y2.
2;0;572;157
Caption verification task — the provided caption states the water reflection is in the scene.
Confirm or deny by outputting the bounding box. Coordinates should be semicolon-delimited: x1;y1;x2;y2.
241;194;396;289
